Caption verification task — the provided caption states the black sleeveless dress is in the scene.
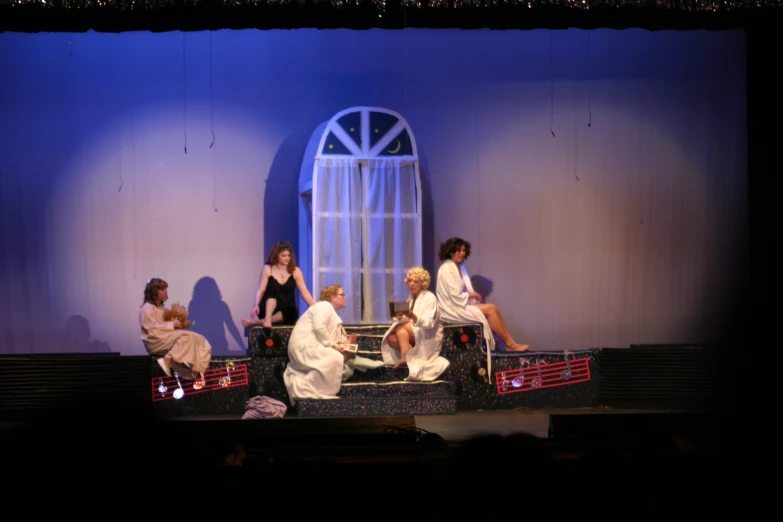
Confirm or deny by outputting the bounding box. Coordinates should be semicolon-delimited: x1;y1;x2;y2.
258;274;299;325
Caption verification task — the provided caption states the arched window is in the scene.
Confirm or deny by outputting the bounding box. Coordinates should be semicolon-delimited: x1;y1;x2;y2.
298;107;422;323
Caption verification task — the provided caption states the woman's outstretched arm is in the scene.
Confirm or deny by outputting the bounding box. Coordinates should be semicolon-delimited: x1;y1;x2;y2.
293;267;316;306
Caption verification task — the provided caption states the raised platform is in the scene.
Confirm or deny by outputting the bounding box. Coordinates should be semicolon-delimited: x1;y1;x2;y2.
0;334;722;422
243;322;601;417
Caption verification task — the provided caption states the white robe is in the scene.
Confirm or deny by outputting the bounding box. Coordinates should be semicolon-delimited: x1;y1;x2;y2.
139;302;212;379
283;301;347;403
380;289;449;382
436;260;495;382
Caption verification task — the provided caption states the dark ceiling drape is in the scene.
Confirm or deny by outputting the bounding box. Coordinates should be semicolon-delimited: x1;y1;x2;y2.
2;1;783;33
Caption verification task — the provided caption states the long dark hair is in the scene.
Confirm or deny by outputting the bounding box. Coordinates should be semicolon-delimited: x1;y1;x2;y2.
143;278;168;306
266;241;296;274
438;237;472;262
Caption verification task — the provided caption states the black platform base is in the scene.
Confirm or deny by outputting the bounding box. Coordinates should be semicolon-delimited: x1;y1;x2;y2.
0;334;721;422
296;396;458;417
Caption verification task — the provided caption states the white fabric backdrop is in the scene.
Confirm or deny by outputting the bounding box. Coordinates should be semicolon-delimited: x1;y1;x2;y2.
313;157;363;322
362;158;419;322
0;28;747;355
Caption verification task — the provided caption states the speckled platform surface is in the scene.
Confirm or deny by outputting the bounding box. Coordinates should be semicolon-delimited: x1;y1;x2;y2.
163;324;599;417
453;350;601;411
295;396;458;417
339;380;454;398
247;324;600;411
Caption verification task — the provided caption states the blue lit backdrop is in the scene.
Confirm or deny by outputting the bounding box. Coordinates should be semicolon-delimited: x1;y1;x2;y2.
0;28;747;355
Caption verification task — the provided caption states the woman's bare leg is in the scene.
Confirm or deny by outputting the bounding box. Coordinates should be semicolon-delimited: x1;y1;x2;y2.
262;298;277;328
161;353;173;374
392;322;416;368
475;303;529;352
241;310;283;328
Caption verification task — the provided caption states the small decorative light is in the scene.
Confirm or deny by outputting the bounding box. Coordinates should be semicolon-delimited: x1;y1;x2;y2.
219;361;234;387
173;372;185;399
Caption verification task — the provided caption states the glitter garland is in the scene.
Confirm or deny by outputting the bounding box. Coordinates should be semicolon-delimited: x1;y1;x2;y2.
1;0;782;32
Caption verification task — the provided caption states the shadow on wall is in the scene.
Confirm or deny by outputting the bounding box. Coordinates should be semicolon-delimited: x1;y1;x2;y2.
419;153;436;278
264;129;313;315
65;315;112;353
471;275;494;303
264;132;309;267
188;276;244;356
1;315;114;354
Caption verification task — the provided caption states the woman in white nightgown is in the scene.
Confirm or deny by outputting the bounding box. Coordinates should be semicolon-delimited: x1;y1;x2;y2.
139;278;212;382
435;237;529;353
283;285;357;404
380;267;449;381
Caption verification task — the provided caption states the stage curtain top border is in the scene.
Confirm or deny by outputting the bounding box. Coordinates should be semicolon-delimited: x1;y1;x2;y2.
2;1;783;33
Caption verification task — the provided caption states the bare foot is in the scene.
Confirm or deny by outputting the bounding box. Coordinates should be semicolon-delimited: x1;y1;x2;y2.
262;319;273;329
241;318;263;328
505;342;530;352
393;359;408;369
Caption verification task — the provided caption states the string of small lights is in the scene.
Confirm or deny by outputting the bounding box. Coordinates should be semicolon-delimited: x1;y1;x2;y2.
1;0;782;32
2;0;781;9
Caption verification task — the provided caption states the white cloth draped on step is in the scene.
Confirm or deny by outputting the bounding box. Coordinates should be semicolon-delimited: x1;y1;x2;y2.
380;289;449;381
283;301;347;404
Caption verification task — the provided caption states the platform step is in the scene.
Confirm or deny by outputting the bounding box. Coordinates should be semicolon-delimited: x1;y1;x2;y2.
339;380;454;398
296;396;458;417
248;323;486;357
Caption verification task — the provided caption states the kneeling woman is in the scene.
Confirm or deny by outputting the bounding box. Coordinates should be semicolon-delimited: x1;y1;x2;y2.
381;267;450;381
140;278;212;382
283;285;357;403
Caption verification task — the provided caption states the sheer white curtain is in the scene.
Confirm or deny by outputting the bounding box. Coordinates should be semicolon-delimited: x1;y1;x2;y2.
313;157;363;323
363;158;419;322
313;157;420;324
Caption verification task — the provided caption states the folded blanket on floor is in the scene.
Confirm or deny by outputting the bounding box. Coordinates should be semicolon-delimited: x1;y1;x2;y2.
241;395;287;419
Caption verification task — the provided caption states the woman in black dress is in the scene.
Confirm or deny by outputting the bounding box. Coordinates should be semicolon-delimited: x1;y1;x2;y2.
242;241;316;328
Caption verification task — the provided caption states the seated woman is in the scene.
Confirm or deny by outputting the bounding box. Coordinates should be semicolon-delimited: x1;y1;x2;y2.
380;267;450;381
242;241;315;329
436;237;529;352
282;285;357;403
139;278;213;383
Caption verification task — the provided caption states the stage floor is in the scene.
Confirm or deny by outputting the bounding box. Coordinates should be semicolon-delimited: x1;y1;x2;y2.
165;405;707;441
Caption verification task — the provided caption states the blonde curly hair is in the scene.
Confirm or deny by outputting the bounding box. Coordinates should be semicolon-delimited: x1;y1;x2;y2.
404;267;431;289
320;285;343;301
